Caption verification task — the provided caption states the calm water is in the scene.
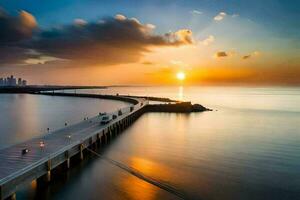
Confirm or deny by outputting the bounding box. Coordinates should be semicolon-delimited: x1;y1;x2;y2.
1;87;300;200
0;94;129;149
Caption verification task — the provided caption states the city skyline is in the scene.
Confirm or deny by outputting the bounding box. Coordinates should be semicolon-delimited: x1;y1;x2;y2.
0;0;299;86
0;75;27;86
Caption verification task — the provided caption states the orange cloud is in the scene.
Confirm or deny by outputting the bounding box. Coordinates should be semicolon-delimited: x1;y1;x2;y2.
165;29;194;45
215;51;228;58
242;51;261;60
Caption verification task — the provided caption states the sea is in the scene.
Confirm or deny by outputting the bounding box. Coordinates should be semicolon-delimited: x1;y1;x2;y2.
0;86;299;200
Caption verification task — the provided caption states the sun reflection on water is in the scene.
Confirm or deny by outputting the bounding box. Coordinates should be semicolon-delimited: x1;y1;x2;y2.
178;86;184;101
118;156;176;200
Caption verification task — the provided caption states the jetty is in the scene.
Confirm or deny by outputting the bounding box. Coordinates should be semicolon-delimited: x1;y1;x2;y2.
0;92;209;199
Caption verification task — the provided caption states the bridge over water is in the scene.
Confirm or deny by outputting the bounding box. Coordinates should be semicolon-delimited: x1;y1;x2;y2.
0;93;208;200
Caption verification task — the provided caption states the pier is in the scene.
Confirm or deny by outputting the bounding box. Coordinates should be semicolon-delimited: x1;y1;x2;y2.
0;93;209;199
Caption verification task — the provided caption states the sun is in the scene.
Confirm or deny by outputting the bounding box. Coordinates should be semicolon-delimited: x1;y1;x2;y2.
176;72;186;81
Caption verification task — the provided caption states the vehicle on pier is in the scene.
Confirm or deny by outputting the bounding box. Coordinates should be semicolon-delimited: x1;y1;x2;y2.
101;115;111;125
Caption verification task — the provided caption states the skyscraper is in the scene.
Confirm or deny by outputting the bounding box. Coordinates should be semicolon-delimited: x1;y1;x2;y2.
21;80;27;86
18;78;22;86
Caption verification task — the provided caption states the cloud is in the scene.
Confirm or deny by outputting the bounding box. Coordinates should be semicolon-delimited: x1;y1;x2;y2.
214;12;227;21
73;18;87;26
115;14;127;21
0;46;29;65
24;56;63;65
165;29;194;45
242;51;260;60
141;61;154;65
202;35;215;46
146;23;156;30
214;50;259;59
0;11;195;67
190;10;202;15
0;9;37;44
215;51;228;57
0;9;38;65
242;55;251;59
28;16;194;66
232;14;239;18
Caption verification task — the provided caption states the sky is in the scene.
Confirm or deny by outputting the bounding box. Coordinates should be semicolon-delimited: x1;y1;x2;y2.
0;0;299;86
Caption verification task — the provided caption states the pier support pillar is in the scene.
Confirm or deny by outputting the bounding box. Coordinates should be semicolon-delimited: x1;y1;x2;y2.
97;134;100;147
105;134;108;144
101;131;105;145
46;160;51;182
101;134;106;145
94;140;97;149
89;138;92;147
80;144;84;160
37;160;51;188
66;158;70;169
6;193;16;200
117;123;120;133
46;171;51;182
65;151;70;169
108;132;111;142
112;127;116;137
121;122;124;130
109;127;112;139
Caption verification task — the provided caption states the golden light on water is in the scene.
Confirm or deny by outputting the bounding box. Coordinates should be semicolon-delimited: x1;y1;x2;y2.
178;86;184;101
176;72;186;81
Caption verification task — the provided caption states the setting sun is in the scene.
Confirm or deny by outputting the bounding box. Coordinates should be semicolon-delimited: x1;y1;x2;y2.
176;72;186;81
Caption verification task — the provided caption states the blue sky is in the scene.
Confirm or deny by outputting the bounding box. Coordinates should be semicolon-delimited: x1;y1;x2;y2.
1;0;299;37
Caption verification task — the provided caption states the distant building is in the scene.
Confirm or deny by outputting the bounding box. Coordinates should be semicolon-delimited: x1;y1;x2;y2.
6;75;17;86
18;78;22;86
0;75;27;86
11;76;16;86
21;80;27;86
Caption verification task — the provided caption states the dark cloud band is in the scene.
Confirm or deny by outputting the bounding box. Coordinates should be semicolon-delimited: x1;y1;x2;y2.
0;10;194;66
